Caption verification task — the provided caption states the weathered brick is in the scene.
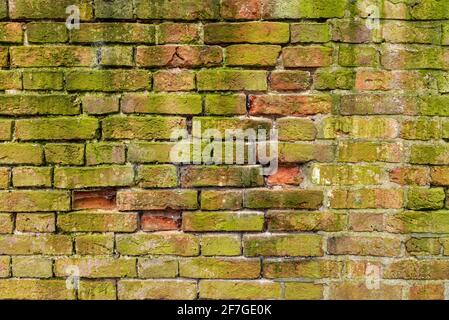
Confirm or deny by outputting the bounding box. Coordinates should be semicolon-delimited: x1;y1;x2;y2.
340;94;418;115
339;44;379;67
179;257;260;279
0;70;21;90
86;143;125;166
0;143;43;165
406;238;441;256
54;166;134;189
76;234;114;255
73;189;117;210
117;190;198;211
311;164;384;186
328;236;401;257
243;234;323;257
204;22;289;44
381;44;448;70
118;280;197;300
337;141;403;163
12;256;52;278
82;94;119;115
285;283;324;300
102;116;186;140
270;71;311;91
330;188;404;209
197;69;267;91
141;212;181;232
183;211;264;232
330;282;402;300
226;45;281;67
409;284;444;300
16;117;99;141
138;257;178;278
128;142;182;163
122;93;201;114
250;94;332;116
263;0;347;19
116;232;199;256
386;211;449;234
71;23;155;43
0;213;13;234
221;0;261;19
0;234;72;254
407;187;445;210
12;167;51;188
355;70;436;92
45;143;84;165
320;117;398;139
23;70;64;90
401;118;440;140
137;165;178;188
135;0;219;19
201;190;243;210
384;260;449;280
158;23;200;44
58;211;138;232
94;0;133;19
0;22;22;43
204;94;246;115
264;259;343;279
9;0;92;19
16;213;55;233
100;46;133;67
283;46;333;68
382;21;441;44
136;45;222;68
79;280;116;300
11;46;96;67
0;256;9;277
0;279;75;300
27;22;68;43
66;70;151;92
267;166;303;186
244;189;323;209
199;280;281;300
291;23;330;43
153;70;196;92
390;167;429;186
55;257;136;278
267;211;346;232
201;235;241;256
0;95;79;116
181;166;263;188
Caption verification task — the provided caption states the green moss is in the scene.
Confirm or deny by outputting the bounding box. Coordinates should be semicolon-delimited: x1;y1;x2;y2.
183;211;264;231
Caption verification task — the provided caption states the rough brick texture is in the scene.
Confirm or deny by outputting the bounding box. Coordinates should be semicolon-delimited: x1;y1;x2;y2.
0;0;448;301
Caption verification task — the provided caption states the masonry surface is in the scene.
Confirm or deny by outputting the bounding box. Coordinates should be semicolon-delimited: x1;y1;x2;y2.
0;0;449;300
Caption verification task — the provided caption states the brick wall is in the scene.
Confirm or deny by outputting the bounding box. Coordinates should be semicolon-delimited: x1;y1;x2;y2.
0;0;448;300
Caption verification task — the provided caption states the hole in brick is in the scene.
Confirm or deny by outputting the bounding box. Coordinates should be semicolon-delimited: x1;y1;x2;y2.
141;211;182;232
73;189;117;210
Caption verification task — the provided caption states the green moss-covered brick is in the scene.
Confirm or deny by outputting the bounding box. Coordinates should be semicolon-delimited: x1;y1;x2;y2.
267;211;346;232
15;213;55;233
9;0;92;19
12;167;51;187
128;142;180;163
278;118;317;141
23;70;64;90
291;23;331;43
137;165;178;188
117;190;198;211
100;46;133;67
244;189;323;209
204;94;246;115
263;0;347;19
86;143;125;165
197;69;267;91
0;95;80;115
102;116;186;140
82;94;119;115
122;93;202;114
116;232;199;256
0;143;43;165
181;166;264;187
66;70;151;92
45;143;84;165
54;166;134;188
58;211;138;232
407;188;445;210
75;234;114;255
71;23;155;43
315;68;355;90
201;235;241;256
0;234;72;254
0;279;75;300
0;70;21;90
179;257;260;279
11;46;96;67
0;23;23;43
243;234;323;257
12;256;52;278
54;257;136;278
27;22;68;43
285;283;324;300
410;144;449;164
199;280;281;300
226;45;281;67
16;117;98;141
205;22;289;44
138;257;179;278
183;211;264;232
94;0;133;19
0;191;70;212
310;164;384;185
135;0;220;20
118;280;197;300
79;280;116;300
339;44;378;67
0;214;13;234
